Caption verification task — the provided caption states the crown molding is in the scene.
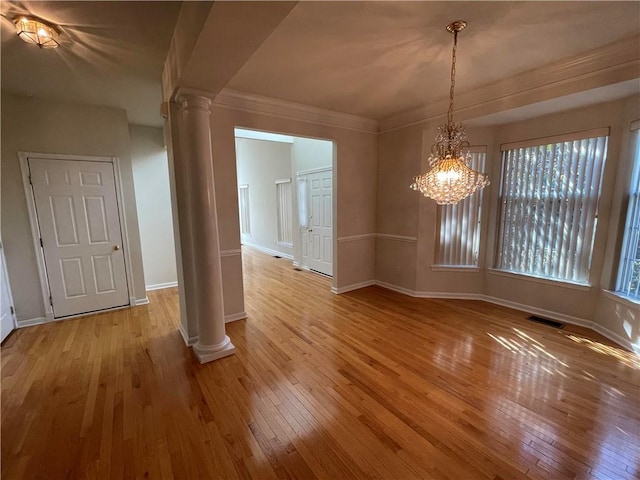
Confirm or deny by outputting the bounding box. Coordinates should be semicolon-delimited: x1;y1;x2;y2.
380;35;640;133
213;89;379;134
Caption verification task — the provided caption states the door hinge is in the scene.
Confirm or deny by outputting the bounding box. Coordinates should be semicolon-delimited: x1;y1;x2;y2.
28;174;32;185
49;296;53;306
10;306;14;315
40;238;44;248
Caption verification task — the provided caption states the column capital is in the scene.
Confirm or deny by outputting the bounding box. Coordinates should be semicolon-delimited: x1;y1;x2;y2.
174;87;214;113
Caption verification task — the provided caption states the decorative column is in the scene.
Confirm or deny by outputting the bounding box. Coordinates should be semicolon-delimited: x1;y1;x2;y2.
177;93;235;363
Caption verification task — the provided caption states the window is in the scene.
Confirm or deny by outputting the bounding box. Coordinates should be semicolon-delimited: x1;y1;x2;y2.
616;127;640;299
276;179;293;247
238;184;250;236
297;177;308;229
437;148;486;267
495;128;609;284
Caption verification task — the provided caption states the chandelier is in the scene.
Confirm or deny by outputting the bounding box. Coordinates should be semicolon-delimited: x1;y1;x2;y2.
14;16;60;49
411;21;489;205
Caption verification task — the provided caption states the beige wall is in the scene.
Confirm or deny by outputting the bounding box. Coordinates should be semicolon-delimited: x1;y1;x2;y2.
235;137;293;257
1;92;147;322
130;124;177;288
375;94;640;351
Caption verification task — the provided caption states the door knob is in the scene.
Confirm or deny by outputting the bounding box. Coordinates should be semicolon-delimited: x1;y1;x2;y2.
113;244;121;251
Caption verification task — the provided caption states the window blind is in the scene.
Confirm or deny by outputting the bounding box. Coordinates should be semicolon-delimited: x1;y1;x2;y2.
238;185;250;236
496;131;609;284
276;179;293;247
437;149;486;266
616;129;640;299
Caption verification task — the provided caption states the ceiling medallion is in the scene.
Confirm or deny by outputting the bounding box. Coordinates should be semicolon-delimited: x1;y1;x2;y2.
410;21;489;205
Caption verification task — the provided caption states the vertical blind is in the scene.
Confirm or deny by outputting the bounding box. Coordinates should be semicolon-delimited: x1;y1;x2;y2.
496;129;609;284
276;179;293;247
437;149;486;266
616;128;640;299
238;184;250;236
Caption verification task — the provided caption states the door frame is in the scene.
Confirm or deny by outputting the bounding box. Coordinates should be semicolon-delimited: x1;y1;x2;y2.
0;240;17;340
19;152;137;322
295;166;333;275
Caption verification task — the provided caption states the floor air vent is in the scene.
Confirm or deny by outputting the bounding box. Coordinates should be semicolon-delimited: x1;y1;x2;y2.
528;315;564;329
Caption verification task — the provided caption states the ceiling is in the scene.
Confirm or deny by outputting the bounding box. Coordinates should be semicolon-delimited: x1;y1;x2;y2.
227;1;640;120
1;1;181;126
1;1;638;128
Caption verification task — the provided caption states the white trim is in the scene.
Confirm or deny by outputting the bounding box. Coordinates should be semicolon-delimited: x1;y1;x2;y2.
431;265;481;273
179;323;198;346
296;166;332;176
234;128;294;143
488;269;592;292
0;243;17;337
135;297;150;306
371;281;637;352
478;294;592;329
376;233;418;242
379;35;640;132
146;282;178;291
331;280;375;294
225;311;247;323
241;241;293;260
19;152;140;319
215;89;378;134
17;317;48;328
337;234;376;243
221;249;242;258
500;127;610;151
601;289;640;309
275;178;292;184
592;323;639;355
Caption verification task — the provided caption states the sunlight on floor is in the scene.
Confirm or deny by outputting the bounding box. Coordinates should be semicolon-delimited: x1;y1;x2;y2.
567;334;640;370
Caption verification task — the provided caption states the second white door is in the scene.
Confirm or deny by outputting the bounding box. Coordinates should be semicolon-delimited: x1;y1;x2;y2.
301;169;333;276
29;158;130;318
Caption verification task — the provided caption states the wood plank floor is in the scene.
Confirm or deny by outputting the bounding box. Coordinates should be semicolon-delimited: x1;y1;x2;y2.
2;246;639;479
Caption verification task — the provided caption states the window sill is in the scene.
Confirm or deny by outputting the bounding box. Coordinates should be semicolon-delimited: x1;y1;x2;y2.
487;269;592;292
601;290;640;308
431;265;480;273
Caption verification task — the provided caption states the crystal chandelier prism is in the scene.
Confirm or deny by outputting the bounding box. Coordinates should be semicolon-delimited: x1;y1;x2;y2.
411;21;489;205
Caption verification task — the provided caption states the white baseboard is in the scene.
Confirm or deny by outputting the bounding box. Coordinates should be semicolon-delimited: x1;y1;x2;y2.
135;297;150;306
17;317;47;328
241;241;293;260
179;323;198;346
331;280;375;294
146;281;178;291
371;281;636;352
591;323;639;354
225;311;247;323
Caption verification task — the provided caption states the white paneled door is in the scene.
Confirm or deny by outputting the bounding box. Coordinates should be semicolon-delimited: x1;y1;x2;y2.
301;169;333;276
29;158;129;318
1;243;16;342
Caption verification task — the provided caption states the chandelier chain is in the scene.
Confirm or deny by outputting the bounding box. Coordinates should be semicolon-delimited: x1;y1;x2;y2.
447;30;458;127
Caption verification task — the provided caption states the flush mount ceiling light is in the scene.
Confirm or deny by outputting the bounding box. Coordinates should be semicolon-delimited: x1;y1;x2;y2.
14;16;60;48
410;21;489;205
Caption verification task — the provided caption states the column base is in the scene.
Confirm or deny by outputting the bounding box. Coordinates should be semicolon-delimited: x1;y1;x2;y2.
193;335;235;364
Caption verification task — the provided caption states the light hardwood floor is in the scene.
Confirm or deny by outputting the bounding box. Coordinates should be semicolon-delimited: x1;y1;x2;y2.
2;246;639;479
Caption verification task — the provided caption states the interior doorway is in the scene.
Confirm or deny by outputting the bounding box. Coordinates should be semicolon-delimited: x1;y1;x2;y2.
234;128;334;277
